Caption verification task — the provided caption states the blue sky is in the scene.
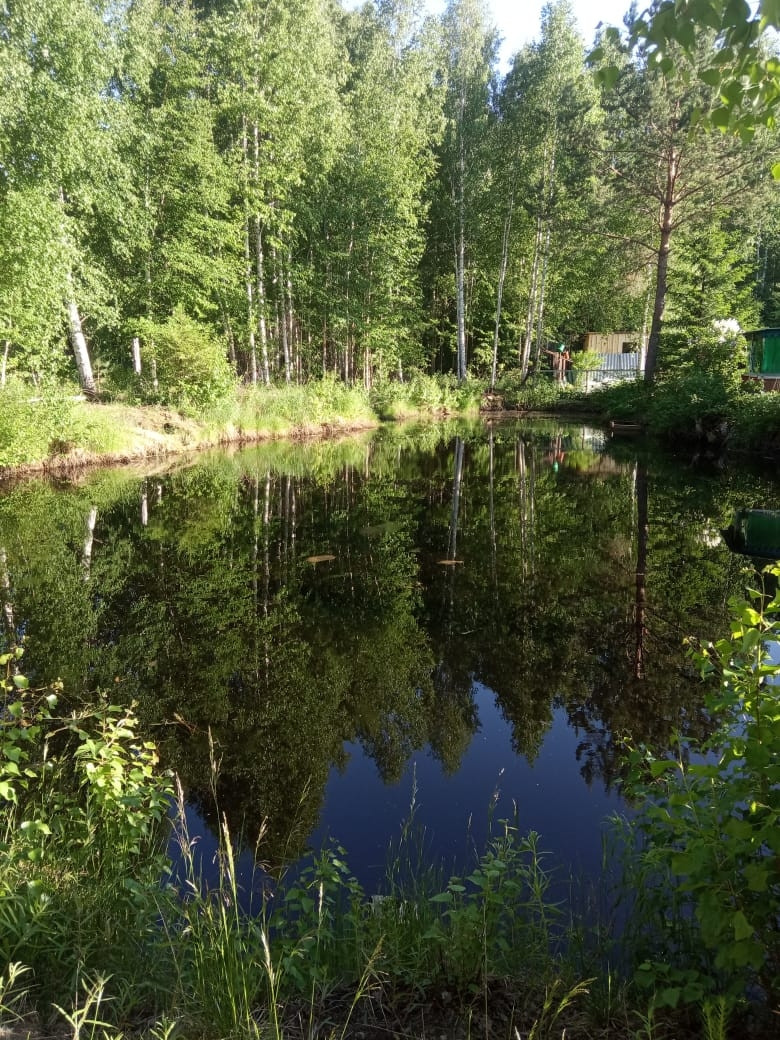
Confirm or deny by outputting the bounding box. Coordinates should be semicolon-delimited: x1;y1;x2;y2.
486;0;632;58
344;1;635;68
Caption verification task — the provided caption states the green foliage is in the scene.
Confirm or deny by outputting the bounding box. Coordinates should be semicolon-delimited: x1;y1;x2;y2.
586;379;653;421
0;649;173;1011
727;389;780;450
138;308;236;410
569;350;603;373
0;384;79;467
265;820;561;997
496;371;588;411
594;0;780;136
423;825;557;988
646;370;734;440
370;374;483;419
619;565;780;1006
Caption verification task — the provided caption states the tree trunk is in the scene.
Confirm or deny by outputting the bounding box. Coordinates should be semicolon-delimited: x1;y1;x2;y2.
285;255;295;384
532;222;552;379
242;119;258;385
492;187;514;391
1;340;9;388
66;298;96;396
645;147;679;385
82;506;98;582
251;124;270;386
455;223;467;381
254;217;270;385
634;462;648;680
273;245;291;384
520;219;542;378
448;437;465;560
0;547;15;644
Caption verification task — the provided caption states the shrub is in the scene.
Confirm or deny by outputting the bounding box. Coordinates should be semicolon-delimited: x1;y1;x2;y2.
619;565;780;1010
0;382;79;467
137;308;236;411
0;648;173;1012
369;373;482;419
646;370;734;440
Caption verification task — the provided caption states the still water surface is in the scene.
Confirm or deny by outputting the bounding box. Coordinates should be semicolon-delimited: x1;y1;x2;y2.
1;419;778;890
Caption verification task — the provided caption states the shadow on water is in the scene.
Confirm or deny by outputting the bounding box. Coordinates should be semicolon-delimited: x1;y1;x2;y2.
1;418;778;894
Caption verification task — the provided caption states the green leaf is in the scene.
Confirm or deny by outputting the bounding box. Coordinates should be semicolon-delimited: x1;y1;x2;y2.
600;66;620;90
649;758;676;778
430;891;453;904
744;862;769;892
700;67;722;87
12;675;29;690
732;910;753;941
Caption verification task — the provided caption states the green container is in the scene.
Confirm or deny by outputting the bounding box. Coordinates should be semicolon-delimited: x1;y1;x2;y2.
728;509;780;558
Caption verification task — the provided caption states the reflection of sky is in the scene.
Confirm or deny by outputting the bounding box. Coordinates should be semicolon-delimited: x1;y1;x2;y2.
309;682;626;895
176;682;628;902
768;639;780;684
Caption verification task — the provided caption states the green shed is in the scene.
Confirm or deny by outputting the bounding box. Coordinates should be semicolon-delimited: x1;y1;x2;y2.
745;328;780;389
724;509;780;559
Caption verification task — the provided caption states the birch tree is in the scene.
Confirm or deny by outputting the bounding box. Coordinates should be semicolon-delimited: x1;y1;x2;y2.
0;0;120;391
436;0;497;381
500;1;603;379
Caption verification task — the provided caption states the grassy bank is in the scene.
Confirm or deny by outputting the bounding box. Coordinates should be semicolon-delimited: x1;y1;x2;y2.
1;569;778;1040
2;370;778;473
495;372;780;454
0;377;484;472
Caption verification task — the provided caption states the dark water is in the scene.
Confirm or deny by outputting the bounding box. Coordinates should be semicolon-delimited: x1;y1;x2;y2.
1;419;778;891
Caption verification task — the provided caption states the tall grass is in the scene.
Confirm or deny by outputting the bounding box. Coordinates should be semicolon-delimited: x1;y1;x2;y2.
370;373;484;419
1;374;488;469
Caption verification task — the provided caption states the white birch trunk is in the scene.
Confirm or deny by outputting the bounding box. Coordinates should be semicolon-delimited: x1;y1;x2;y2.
252;124;270;385
82;506;98;581
285;257;295;385
242;118;258;385
491;188;514;390
448;437;465;560
455;224;467;381
254;217;270;385
520;220;542;378
132;337;142;375
0;547;15;642
532;222;552;378
67;299;96;396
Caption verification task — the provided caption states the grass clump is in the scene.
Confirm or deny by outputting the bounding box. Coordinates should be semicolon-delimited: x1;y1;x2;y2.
370;373;483;419
0;382;82;466
494;372;592;413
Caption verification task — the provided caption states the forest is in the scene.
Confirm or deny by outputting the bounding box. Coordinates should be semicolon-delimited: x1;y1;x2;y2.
2;0;780;405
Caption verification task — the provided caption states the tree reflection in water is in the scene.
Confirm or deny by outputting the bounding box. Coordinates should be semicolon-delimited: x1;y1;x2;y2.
0;420;774;877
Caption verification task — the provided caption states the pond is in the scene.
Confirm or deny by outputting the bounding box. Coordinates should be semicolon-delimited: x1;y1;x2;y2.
1;419;778;894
